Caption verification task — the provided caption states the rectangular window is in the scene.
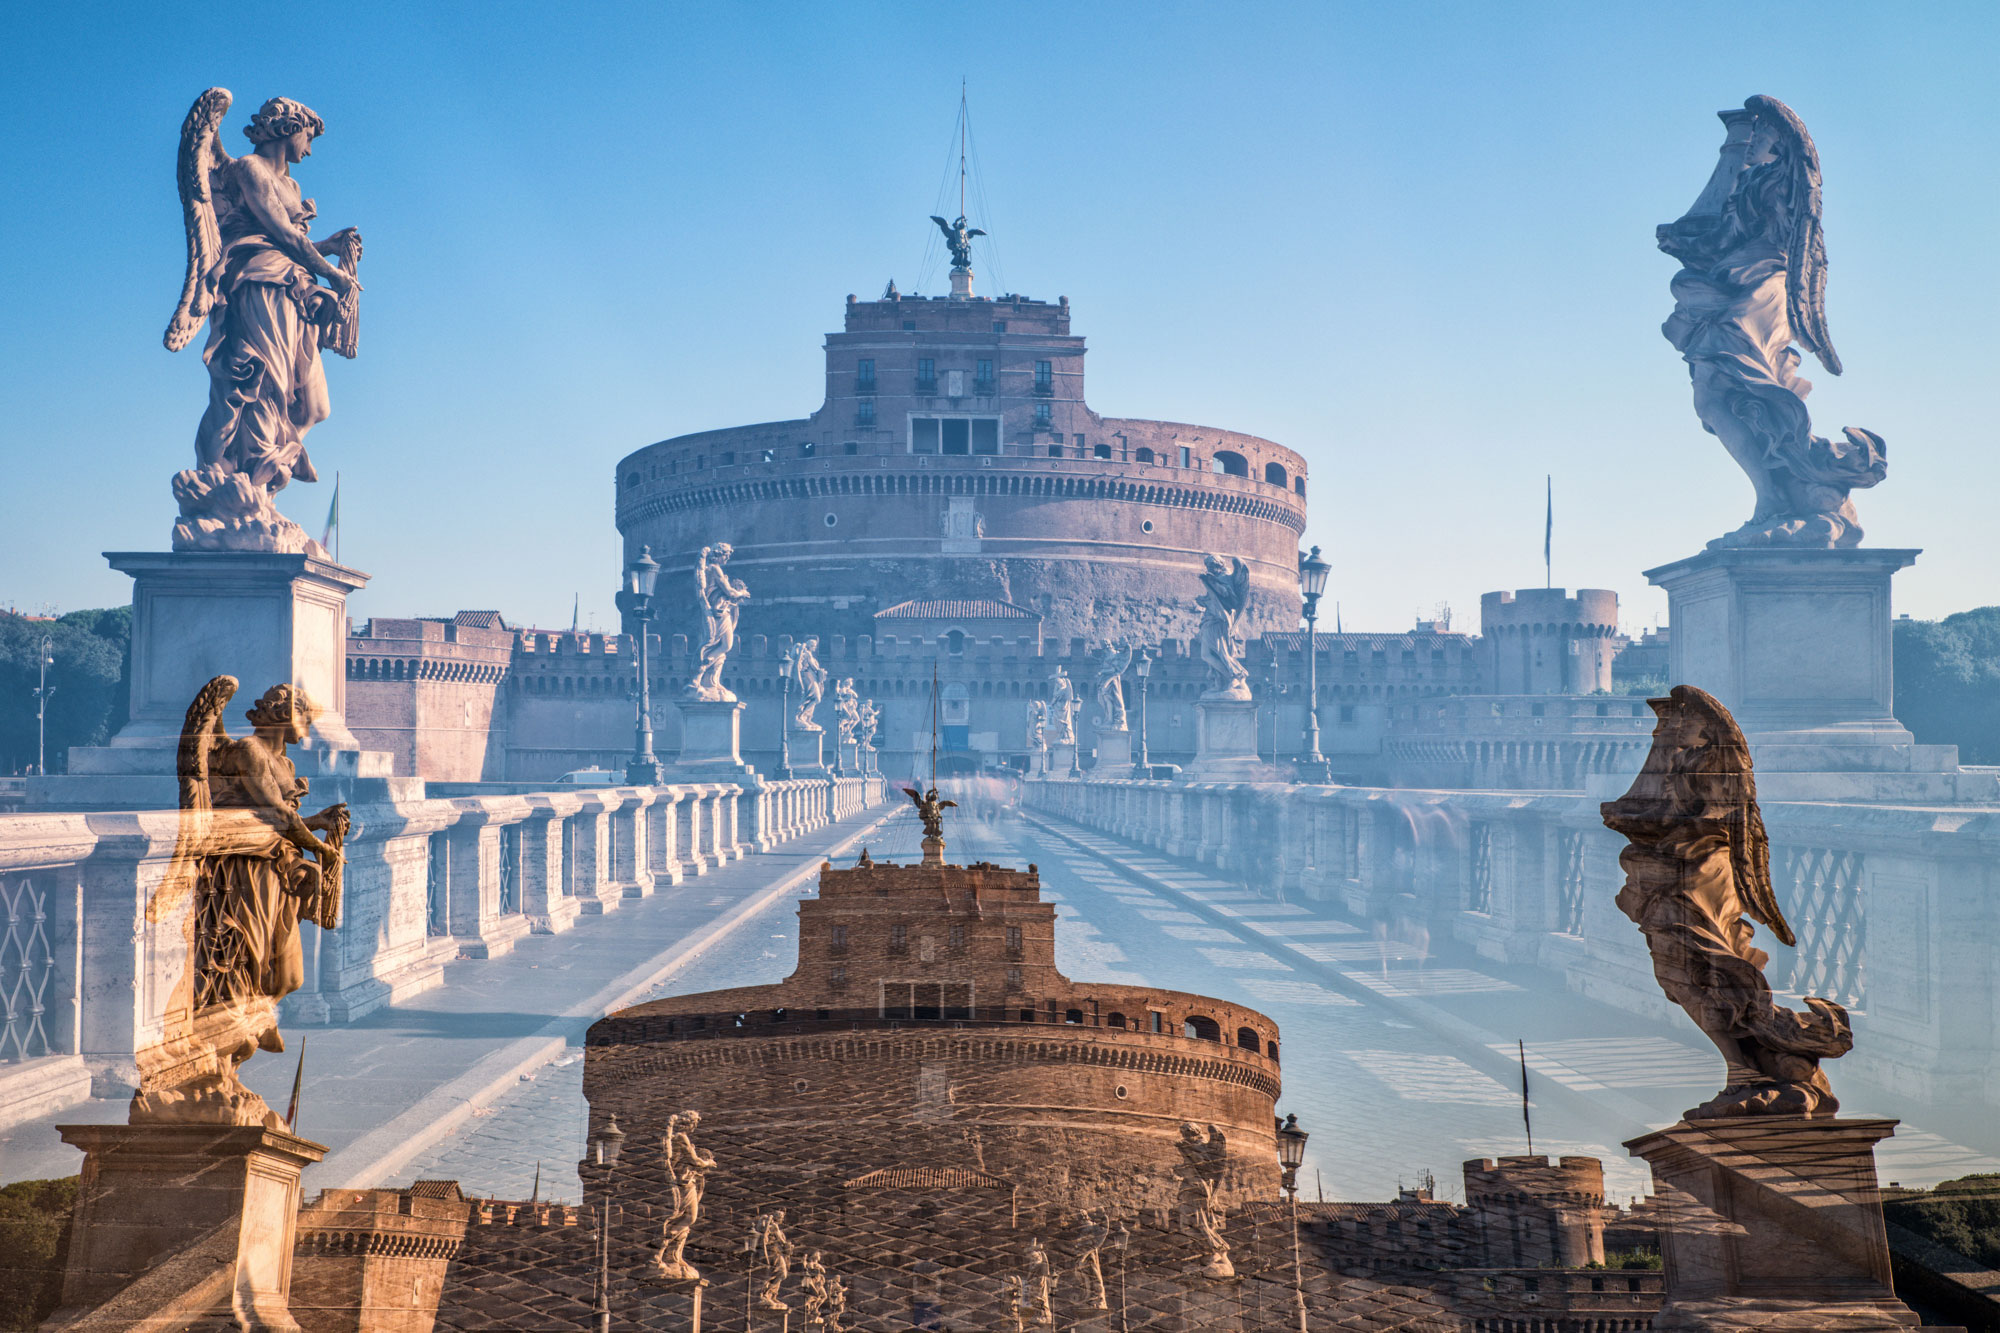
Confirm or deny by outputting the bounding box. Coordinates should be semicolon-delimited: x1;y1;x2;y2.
902;320;916;331
975;358;994;388
972;419;999;455
1048;444;1064;457
911;418;939;454
1151;1011;1164;1034
1006;925;1023;955
1179;445;1192;468
917;358;936;391
949;923;966;950
1034;402;1052;428
760;448;776;463
890;923;908;952
1007;967;1022;990
941;419;970;455
1034;360;1052;392
830;964;846;986
830;924;848;953
856;358;875;391
696;456;706;469
799;441;816;458
992;321;1007;333
843;440;860;455
857;400;875;426
719;452;735;466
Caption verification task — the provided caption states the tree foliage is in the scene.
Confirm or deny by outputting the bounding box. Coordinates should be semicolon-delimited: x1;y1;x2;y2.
1895;607;2000;765
1884;1173;2000;1269
0;1176;76;1330
0;608;130;773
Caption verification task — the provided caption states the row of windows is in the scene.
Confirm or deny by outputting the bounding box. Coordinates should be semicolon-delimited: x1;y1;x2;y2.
855;358;1051;395
625;439;1306;490
828;923;1021;953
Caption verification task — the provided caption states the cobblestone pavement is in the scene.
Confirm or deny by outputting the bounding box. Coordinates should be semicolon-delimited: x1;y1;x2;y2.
383;804;2000;1208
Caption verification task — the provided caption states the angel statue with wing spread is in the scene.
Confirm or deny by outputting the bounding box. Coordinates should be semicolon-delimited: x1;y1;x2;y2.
1659;95;1885;550
930;213;986;271
1602;686;1852;1119
166;89;363;559
1196;555;1252;699
137;675;349;1128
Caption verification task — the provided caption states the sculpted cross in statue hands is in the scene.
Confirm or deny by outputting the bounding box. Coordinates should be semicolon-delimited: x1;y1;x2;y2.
686;545;750;701
1602;686;1852;1119
167;90;364;558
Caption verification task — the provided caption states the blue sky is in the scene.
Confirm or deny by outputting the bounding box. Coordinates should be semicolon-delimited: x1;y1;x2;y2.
3;2;1995;635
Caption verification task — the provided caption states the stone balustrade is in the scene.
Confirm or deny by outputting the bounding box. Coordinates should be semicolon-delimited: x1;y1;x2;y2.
1022;776;2000;1110
0;774;883;1131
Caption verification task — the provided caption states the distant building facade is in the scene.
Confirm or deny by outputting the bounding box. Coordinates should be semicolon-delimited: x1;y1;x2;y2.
612;287;1309;648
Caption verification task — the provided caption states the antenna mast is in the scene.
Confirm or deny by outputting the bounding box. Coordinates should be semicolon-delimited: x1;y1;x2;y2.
930;661;941;789
959;79;968;220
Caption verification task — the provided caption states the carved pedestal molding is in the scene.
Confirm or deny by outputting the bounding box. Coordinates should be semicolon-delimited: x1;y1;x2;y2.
1184;700;1262;782
674;701;760;784
1625;1117;1924;1332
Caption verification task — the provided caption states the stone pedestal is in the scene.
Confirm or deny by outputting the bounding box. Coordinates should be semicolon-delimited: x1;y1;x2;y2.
1625;1117;1924;1332
788;726;826;774
1094;728;1132;770
51;1121;326;1331
1644;548;1921;769
1184;698;1263;782
837;739;859;775
1049;742;1078;777
860;746;878;776
32;551;400;809
674;699;760;782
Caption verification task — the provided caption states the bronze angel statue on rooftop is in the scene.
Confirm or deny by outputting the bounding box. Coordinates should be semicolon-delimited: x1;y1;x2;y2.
930;213;985;270
166;89;363;558
903;784;957;842
1658;95;1885;549
1601;686;1852;1119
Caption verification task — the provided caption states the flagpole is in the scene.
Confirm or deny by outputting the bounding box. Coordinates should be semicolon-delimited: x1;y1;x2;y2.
1544;475;1552;590
1518;1039;1535;1157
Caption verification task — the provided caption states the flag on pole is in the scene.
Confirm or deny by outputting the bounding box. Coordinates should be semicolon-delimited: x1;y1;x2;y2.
284;1035;307;1133
320;474;341;555
1518;1039;1535;1156
1543;475;1553;588
571;595;580;634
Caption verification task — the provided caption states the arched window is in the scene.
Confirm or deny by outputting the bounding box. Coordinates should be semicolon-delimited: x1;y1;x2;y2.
1185;1015;1221;1041
1064;1008;1084;1025
1236;1026;1260;1051
1093;443;1111;460
1294;476;1306;497
1264;462;1287;487
1134;448;1155;464
624;471;641;489
1106;1012;1127;1030
945;630;965;655
1211;450;1249;478
1266;1039;1280;1062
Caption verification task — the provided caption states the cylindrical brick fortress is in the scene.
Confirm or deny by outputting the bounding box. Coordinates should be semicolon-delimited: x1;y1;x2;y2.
615;290;1307;646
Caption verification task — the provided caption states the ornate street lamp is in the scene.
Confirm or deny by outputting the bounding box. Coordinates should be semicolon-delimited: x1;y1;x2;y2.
1130;648;1153;777
613;548;662;786
1295;547;1332;784
775;668;794;780
33;635;55;776
588;1115;626;1333
1276;1112;1311;1333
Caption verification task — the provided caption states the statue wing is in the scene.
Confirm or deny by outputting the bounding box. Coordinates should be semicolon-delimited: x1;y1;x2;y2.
165;87;233;353
968;227;987;239
1227;558;1251;609
176;674;239;812
930;215;951;237
1748;95;1841;376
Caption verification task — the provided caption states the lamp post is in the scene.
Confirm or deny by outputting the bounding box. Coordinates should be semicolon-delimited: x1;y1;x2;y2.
589;1115;626;1333
1295;547;1332;784
1276;1112;1310;1333
1130;649;1153;777
613;548;662;786
33;636;54;775
775;670;794;780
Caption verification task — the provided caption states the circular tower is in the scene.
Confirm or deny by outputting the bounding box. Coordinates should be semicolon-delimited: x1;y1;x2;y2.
1477;587;1621;695
615;284;1307;647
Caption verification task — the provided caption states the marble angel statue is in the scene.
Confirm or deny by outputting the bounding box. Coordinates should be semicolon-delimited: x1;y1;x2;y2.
783;636;828;729
138;676;348;1127
1196;555;1252;698
651;1111;716;1282
1048;667;1078;746
857;698;880;750
1093;641;1134;731
1174;1121;1234;1278
833;677;861;746
1028;698;1047;752
166;89;363;558
686;545;750;700
1658;95;1885;549
1601;685;1852;1118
